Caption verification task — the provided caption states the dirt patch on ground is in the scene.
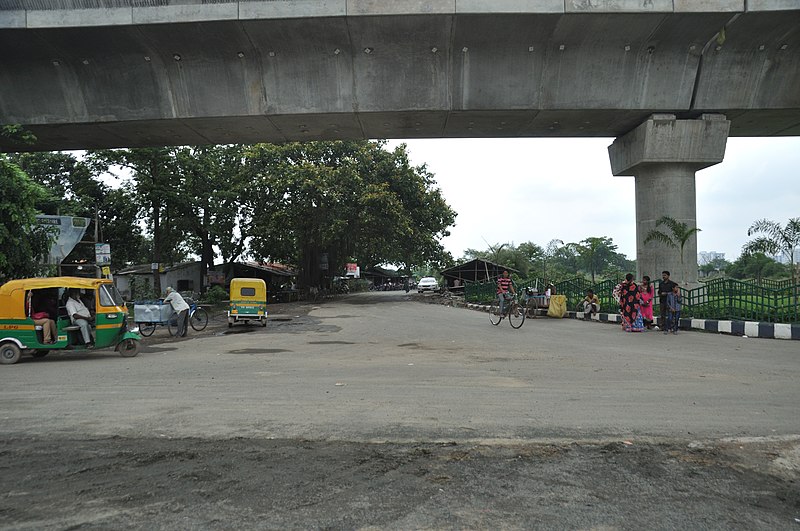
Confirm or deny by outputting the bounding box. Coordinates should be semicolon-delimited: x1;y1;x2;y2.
138;300;316;347
1;436;797;529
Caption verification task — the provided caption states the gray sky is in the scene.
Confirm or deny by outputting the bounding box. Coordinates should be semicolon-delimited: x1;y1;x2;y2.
389;137;800;263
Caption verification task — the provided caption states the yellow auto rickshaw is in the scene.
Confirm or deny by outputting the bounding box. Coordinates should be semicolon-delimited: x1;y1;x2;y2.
227;278;268;328
0;276;141;364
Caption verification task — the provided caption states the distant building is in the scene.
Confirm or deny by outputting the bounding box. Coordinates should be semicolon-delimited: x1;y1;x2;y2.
775;248;800;265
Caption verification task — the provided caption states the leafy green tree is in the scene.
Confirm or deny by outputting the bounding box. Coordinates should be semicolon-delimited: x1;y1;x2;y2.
88;148;188;294
727;252;786;283
571;236;619;283
173;145;248;292
540;239;566;280
643;216;701;264
464;243;530;277
742;218;800;290
242;141;455;288
0;157;56;281
699;256;730;278
13;151;148;268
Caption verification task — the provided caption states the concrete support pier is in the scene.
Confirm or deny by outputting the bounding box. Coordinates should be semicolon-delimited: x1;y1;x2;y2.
608;114;730;286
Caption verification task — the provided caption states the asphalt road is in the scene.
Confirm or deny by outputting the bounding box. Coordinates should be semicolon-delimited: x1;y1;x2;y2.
2;291;799;530
3;291;799;442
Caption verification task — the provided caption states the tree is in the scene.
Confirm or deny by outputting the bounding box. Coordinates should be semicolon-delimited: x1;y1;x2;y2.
727;252;786;283
571;236;619;283
541;239;565;280
13;150;149;268
242;141;455;288
463;242;533;278
699;256;730;278
0;157;56;281
173;145;248;292
742;218;800;290
88;148;188;294
643;216;701;264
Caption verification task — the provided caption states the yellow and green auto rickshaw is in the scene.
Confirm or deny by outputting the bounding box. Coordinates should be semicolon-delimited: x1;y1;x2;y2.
0;276;141;364
227;278;268;328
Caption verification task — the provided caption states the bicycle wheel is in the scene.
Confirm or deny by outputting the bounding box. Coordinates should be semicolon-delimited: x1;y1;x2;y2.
167;315;179;336
138;323;156;337
509;302;525;329
489;301;502;326
190;307;208;331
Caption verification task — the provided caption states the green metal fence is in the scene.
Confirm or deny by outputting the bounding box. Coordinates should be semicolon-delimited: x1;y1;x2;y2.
465;276;799;324
682;278;800;323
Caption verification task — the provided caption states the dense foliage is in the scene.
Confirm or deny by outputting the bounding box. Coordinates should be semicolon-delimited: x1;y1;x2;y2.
241;141;456;287
464;237;634;282
3;141;456;290
0;157;56;282
0;127;57;281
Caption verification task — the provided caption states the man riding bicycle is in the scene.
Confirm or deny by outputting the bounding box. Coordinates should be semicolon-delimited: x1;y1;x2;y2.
497;270;516;318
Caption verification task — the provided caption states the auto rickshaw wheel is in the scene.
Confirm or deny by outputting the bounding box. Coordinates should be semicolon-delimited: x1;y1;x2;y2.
117;339;140;358
0;343;22;365
31;350;50;358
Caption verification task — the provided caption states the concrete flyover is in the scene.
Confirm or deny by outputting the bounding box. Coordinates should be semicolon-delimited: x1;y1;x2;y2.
1;0;799;284
0;0;799;151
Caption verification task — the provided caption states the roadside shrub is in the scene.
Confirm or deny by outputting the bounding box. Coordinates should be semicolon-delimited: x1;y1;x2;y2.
201;285;228;304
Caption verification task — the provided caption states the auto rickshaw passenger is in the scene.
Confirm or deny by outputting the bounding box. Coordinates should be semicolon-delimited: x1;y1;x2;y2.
66;288;94;347
29;291;57;344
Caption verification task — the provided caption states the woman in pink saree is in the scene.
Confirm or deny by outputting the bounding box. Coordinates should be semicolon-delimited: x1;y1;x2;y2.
639;275;655;329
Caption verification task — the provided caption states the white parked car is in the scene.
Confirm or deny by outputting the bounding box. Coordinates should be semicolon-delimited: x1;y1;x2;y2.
417;277;439;293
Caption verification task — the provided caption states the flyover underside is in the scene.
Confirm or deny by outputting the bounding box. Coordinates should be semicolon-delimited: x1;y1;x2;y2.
1;10;799;151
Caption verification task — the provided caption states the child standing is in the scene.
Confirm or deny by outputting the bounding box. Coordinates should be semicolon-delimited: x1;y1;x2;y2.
665;284;682;334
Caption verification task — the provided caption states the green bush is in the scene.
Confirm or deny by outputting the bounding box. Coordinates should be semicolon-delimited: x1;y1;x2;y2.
201;285;228;304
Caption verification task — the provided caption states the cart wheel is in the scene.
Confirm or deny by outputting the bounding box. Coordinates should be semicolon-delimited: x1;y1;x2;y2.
261;319;267;327
138;323;156;337
0;343;22;365
117;339;140;357
31;350;50;358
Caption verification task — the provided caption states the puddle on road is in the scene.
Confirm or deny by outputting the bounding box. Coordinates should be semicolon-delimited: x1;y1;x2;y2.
215;328;257;336
143;346;178;353
227;348;291;355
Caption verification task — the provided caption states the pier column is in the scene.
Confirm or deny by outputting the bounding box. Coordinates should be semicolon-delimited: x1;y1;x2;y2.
608;114;730;285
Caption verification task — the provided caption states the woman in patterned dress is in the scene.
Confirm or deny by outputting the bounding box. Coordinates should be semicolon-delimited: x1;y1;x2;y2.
619;273;644;332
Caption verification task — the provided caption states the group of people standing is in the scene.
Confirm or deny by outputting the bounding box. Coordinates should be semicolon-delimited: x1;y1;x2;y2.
614;271;682;334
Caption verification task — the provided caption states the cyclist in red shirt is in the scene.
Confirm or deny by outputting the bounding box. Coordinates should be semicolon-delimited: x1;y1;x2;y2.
496;270;516;318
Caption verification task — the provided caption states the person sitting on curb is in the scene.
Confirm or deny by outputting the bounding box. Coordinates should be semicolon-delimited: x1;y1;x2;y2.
582;289;600;320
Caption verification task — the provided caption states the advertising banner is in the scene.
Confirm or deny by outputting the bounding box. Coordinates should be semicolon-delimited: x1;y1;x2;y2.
36;215;90;265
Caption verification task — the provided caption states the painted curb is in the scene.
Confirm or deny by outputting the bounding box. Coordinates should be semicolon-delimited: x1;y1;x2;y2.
464;303;800;340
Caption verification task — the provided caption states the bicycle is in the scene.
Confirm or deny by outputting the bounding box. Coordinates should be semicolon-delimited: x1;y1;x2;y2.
187;301;209;331
489;293;525;328
522;288;545;318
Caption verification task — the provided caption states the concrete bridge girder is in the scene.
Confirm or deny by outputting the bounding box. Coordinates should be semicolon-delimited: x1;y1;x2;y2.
1;3;799;150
